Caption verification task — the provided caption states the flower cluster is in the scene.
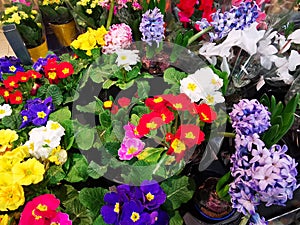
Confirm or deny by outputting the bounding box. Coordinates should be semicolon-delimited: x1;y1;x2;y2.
101;180;168;225
20;97;54;128
139;7;165;46
180;67;224;105
196;1;261;41
0;2;44;48
24;120;66;161
71;26;108;56
0;56;24;81
229;99;299;224
102;23;133;54
117;93;217;162
0;134;45;211
19;194;72;225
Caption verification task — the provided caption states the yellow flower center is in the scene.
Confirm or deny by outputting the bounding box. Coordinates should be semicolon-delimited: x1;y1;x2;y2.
103;100;113;108
130;212;140;222
120;55;127;60
62;68;70;74
146;121;157;129
171;139;186;153
16;96;21;101
50;223;60;225
114;202;120;213
161;113;166;121
9;66;16;72
37;204;48;211
50;123;60;130
23;116;28;121
4;91;9;97
9;81;15;87
187;83;197;91
37;111;47;118
48;72;57;80
153;97;163;103
173;103;182;109
127;146;137;155
32;209;42;220
200;112;209;121
185;132;195;139
206;95;214;105
146;192;154;201
0;109;5;114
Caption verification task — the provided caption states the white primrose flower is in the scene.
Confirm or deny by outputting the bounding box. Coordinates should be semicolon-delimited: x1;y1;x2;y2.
0;104;12;119
115;49;140;71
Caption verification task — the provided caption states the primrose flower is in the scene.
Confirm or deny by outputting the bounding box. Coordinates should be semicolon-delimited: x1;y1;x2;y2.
0;56;24;81
50;212;72;225
0;183;25;211
0;104;12;119
115;49;140;71
101;192;121;224
118;137;145;160
0;214;9;225
0;129;18;152
102;23;133;54
120;200;150;225
139;7;165;46
140;180;166;210
19;194;61;225
12;158;45;185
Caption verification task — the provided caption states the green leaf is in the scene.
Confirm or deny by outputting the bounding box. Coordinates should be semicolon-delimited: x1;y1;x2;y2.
163;68;187;86
93;216;106;225
45;165;66;185
66;199;93;225
46;84;64;106
64;153;89;183
136;147;164;163
136;80;150;99
87;161;107;179
75;127;96;150
49;107;71;124
99;111;111;128
117;80;135;90
78;187;108;219
216;171;231;193
169;210;183;225
1;114;21;130
102;79;117;89
161;176;195;210
76;101;103;114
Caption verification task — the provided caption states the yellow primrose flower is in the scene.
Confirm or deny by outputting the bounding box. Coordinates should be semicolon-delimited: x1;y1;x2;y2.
0;214;9;225
11;12;22;24
0;183;25;211
0;129;18;152
48;146;67;165
31;9;38;14
0;157;14;181
86;8;92;14
4;6;18;15
12;158;45;186
95;26;107;46
5;145;29;161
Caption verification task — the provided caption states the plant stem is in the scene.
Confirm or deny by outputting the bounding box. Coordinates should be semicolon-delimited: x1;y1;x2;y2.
187;26;213;46
106;0;114;30
218;132;236;138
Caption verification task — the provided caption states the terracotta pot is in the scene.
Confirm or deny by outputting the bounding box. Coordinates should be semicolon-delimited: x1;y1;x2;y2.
49;20;77;46
27;39;48;62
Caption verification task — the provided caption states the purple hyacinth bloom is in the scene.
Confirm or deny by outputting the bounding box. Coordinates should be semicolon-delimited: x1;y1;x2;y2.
196;1;260;41
229;99;271;135
120;200;151;225
150;210;169;225
140;180;166;210
139;7;165;46
33;54;60;72
249;213;268;225
101;192;121;225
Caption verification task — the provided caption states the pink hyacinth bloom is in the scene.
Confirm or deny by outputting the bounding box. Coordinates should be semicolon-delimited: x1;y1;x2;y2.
102;23;133;54
118;137;145;160
132;1;142;10
50;212;72;225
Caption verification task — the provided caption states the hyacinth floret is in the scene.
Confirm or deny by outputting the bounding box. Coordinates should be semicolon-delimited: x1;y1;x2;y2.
139;7;165;46
196;1;260;40
229;99;271;136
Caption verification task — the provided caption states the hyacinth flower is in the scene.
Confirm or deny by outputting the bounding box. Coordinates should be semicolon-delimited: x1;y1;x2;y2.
101;180;168;225
139;7;165;46
20;97;54;128
195;1;261;41
229;98;299;224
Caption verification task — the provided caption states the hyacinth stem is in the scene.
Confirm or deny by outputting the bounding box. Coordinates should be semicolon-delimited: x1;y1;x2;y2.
187;26;213;46
219;132;236;138
106;0;115;30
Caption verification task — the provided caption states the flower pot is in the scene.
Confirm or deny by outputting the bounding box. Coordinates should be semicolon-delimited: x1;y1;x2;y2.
49;20;77;47
27;39;48;62
192;177;242;224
